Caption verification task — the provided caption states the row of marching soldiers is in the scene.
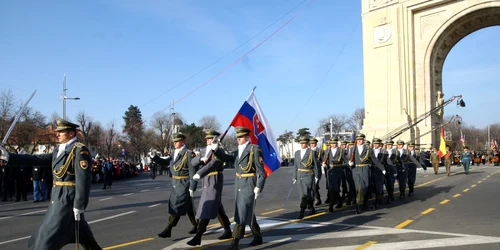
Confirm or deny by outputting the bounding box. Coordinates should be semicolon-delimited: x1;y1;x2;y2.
294;133;423;216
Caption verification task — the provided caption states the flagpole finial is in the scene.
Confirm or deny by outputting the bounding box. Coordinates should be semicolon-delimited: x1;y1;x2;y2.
252;86;257;92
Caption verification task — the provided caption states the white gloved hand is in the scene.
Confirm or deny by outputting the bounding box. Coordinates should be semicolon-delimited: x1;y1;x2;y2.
382;170;386;175
0;145;9;163
73;208;84;221
148;151;154;158
209;143;219;151
321;163;326;167
321;167;325;175
348;161;354;167
189;189;194;197
315;177;319;184
254;187;261;199
200;157;208;163
293;179;296;184
193;173;201;180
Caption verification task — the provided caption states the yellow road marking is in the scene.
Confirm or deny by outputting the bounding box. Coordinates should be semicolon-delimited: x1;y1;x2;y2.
440;199;450;205
395;220;413;229
103;238;154;250
424;175;429;177
261;208;285;215
483;178;487;181
421;208;435;215
463;188;470;192
471;184;477;188
478;181;482;183
208;219;234;229
354;241;377;250
453;194;461;198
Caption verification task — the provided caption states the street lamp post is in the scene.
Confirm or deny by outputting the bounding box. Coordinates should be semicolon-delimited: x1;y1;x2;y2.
62;74;80;120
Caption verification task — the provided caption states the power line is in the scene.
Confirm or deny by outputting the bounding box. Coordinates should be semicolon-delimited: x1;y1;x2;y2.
138;0;309;109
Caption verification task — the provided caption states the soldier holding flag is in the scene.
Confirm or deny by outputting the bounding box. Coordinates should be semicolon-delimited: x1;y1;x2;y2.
213;127;266;249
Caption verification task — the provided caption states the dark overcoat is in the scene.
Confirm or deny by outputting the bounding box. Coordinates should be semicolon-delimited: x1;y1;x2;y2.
293;148;319;200
214;143;265;225
191;147;224;219
9;140;96;250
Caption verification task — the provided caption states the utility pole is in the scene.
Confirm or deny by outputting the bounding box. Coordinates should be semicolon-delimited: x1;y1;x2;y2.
62;74;80;120
330;118;333;139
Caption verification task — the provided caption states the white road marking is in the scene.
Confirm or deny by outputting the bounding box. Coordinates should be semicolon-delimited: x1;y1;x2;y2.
148;203;162;208
140;189;150;192
122;193;133;196
0;209;47;220
0;211;136;245
328;236;500;249
99;197;113;201
88;211;136;224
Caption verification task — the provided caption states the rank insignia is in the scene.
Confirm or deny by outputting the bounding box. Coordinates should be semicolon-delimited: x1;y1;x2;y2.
80;150;89;155
80;160;88;170
259;156;263;164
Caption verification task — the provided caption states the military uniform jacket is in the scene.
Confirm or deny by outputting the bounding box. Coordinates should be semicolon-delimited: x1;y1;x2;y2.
407;150;423;168
9;140;96;250
293;148;320;200
325;147;345;191
191;147;225;219
153;147;196;216
214;143;265;225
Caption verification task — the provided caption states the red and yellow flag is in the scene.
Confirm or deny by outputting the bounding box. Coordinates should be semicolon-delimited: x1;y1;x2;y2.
438;127;446;158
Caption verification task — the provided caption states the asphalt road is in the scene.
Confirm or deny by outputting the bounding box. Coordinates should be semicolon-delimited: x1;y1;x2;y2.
1;163;499;250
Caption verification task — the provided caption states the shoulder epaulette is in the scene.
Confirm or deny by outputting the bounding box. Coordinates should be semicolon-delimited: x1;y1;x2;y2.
75;142;86;148
76;142;90;155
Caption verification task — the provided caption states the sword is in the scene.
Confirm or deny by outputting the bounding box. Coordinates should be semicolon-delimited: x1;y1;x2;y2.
282;182;295;208
75;220;80;250
1;90;36;146
250;195;257;231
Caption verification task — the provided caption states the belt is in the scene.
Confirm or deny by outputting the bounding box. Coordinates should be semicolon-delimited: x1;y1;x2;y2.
236;173;255;177
356;164;370;167
330;164;343;167
172;175;189;179
298;169;313;173
207;171;223;176
53;181;75;186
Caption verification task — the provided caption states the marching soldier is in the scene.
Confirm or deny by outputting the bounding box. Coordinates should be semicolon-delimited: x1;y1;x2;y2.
384;140;398;204
186;130;232;246
430;147;441;175
347;134;383;214
213;127;266;249
344;140;357;205
407;143;423;196
339;141;349;202
308;138;323;205
0;118;102;250
293;136;320;219
444;145;453;176
324;138;345;212
152;133;198;239
394;140;409;199
370;138;386;209
461;146;472;175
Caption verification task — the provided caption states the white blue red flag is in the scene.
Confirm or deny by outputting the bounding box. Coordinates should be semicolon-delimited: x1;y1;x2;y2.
230;90;282;176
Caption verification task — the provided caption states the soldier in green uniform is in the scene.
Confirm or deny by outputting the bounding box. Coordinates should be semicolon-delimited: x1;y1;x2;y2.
0;118;102;250
213;127;266;250
308;138;323;205
347;134;384;214
407;143;423;196
324;138;346;212
370;138;386;209
384;140;398;204
186;130;232;246
152;133;198;239
293;136;320;219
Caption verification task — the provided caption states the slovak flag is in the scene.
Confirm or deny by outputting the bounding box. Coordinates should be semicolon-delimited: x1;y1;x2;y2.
230;90;282;177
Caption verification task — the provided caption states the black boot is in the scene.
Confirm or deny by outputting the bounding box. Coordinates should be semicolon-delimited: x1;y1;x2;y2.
188;225;198;234
325;191;331;204
81;240;103;250
373;199;380;209
308;206;316;216
408;188;414;196
297;211;305;219
399;191;405;199
158;225;172;238
248;234;263;246
218;228;232;240
335;193;343;209
228;238;240;250
355;205;362;214
387;195;393;204
187;231;203;246
315;199;322;206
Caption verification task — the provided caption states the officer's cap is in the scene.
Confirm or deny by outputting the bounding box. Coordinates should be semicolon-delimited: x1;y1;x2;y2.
172;133;186;142
298;136;309;144
328;138;338;144
235;127;251;137
397;140;405;145
408;142;416;147
348;140;355;145
309;138;319;144
373;138;382;144
55;118;79;132
205;130;220;139
356;133;366;140
365;140;371;145
340;140;348;145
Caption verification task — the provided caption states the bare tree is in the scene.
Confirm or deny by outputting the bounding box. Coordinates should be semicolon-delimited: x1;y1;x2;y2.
149;112;171;152
101;121;120;159
347;108;365;132
76;111;96;146
277;130;294;158
10;107;47;153
318;114;351;138
199;115;221;131
221;132;238;152
0;90;16;140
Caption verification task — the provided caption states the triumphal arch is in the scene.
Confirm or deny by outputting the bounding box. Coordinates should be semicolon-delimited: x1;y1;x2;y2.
361;0;500;147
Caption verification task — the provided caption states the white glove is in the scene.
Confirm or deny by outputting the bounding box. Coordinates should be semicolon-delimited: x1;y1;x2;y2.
0;145;9;163
254;187;261;200
209;143;219;151
348;161;354;167
321;167;325;175
382;170;386;175
293;179;296;184
189;189;194;197
148;151;154;158
193;173;201;180
321;163;326;167
73;208;84;221
200;157;208;163
315;177;319;184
